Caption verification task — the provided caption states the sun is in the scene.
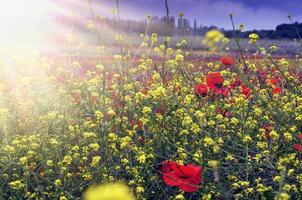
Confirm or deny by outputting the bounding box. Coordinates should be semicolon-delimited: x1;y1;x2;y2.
0;0;57;30
0;0;63;83
0;0;60;47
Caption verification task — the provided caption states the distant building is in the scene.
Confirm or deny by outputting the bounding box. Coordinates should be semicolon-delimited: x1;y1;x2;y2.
178;18;183;29
193;19;197;36
183;18;190;29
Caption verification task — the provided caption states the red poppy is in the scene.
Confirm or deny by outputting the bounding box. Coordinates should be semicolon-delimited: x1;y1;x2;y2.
155;107;165;114
230;78;242;89
241;84;251;98
206;72;228;96
265;133;271;139
216;108;231;118
139;136;146;144
220;55;235;66
273;87;282;95
293;144;302;152
269;78;280;85
298;133;302;140
230;78;250;98
263;124;272;139
206;72;224;89
160;161;202;192
130;119;142;130
194;84;208;97
215;87;229;97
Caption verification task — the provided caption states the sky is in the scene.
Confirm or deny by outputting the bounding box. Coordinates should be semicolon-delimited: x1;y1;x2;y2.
1;0;301;33
84;0;302;30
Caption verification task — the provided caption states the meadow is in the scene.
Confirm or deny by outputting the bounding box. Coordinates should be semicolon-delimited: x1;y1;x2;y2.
1;2;302;200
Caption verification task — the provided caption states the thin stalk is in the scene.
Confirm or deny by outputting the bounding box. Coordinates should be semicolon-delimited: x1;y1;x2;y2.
87;0;107;109
161;0;170;85
229;14;249;72
164;0;169;20
115;0;120;26
288;15;302;42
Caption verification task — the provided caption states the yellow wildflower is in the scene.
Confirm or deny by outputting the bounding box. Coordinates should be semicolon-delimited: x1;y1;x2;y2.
84;183;135;200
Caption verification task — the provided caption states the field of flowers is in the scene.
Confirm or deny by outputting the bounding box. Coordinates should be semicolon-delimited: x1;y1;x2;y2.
1;8;302;200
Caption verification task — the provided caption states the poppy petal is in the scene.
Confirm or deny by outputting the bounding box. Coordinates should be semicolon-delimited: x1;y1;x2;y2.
179;164;201;178
293;144;302;152
162;172;181;186
169;162;185;177
220;55;235;66
178;180;200;192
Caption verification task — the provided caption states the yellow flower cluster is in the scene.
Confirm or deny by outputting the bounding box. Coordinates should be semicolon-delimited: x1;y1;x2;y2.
249;33;259;44
84;183;135;200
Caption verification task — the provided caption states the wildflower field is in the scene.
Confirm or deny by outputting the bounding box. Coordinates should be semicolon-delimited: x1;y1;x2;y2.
1;1;302;200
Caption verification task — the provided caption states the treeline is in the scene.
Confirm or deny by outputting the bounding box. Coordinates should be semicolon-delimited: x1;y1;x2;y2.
119;19;302;39
56;15;219;36
56;15;302;39
224;22;302;39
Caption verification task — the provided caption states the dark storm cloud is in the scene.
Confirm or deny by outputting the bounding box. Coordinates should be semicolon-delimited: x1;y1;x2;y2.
91;0;302;30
